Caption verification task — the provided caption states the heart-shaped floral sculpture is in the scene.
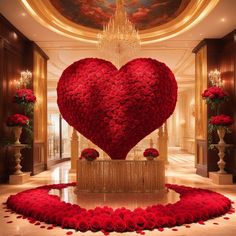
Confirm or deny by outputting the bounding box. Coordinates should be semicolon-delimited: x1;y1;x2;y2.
57;58;177;160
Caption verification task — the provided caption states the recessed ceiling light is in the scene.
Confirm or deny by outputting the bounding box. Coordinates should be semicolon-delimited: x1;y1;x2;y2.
220;18;226;22
21;12;26;17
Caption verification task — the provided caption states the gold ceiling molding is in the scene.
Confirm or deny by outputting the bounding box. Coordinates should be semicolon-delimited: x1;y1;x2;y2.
21;0;219;44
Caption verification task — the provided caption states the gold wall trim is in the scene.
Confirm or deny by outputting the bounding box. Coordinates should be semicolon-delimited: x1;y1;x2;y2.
21;0;219;44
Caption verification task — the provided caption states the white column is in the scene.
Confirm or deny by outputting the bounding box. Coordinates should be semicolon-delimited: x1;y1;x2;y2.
158;122;168;164
69;128;78;173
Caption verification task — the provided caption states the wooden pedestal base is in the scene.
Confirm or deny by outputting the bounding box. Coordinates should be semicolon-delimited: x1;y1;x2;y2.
9;172;31;185
209;172;233;185
77;159;165;192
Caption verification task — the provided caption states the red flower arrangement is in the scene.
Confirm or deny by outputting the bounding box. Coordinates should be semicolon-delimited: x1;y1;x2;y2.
209;114;233;128
13;89;36;104
143;148;159;158
57;58;177;160
6;183;233;234
81;148;99;161
202;87;228;109
6;114;29;127
202;87;228;100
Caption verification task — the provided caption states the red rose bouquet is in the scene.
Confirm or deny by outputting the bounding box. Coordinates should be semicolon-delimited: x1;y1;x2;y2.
6;114;29;127
202;87;228;109
13;89;36;104
81;148;99;161
209;114;233;129
143;148;159;159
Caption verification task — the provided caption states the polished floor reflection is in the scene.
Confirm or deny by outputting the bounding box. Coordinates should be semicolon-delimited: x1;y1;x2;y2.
0;148;236;236
50;187;179;210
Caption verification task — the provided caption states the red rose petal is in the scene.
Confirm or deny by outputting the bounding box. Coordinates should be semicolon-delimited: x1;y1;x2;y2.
35;222;41;226
198;221;205;225
213;223;219;225
66;232;73;235
185;225;191;228
16;216;22;218
223;217;230;220
47;226;53;230
7;221;13;223
4;216;9;218
40;226;46;229
172;228;178;231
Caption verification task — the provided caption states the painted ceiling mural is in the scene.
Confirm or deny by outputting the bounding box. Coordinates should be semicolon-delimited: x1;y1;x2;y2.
49;0;191;31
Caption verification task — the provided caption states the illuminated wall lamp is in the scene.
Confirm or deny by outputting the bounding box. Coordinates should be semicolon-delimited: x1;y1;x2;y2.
208;69;223;87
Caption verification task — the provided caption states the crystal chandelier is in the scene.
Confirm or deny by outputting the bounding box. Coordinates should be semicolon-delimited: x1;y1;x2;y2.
97;0;140;68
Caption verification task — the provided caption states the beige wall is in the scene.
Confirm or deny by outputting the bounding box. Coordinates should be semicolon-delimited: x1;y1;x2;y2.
168;88;195;153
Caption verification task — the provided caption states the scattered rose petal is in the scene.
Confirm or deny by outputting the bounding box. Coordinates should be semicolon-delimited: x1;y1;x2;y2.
4;216;9;218
17;216;22;218
47;226;53;230
29;220;36;224
213;223;219;225
223;217;230;220
35;222;41;226
185;225;191;228
172;228;178;231
7;221;13;223
198;221;205;225
66;232;73;235
40;226;46;229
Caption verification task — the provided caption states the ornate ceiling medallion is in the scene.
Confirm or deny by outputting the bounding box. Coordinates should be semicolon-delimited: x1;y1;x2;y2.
21;0;219;44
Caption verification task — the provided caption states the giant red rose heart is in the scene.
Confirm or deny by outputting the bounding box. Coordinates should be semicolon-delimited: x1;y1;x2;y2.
57;58;177;160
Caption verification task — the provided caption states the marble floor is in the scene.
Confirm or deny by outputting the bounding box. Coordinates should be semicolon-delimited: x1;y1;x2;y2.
0;148;236;236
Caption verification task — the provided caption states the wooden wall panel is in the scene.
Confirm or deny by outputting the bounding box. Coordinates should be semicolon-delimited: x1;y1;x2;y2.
219;31;236;178
193;31;236;180
0;16;28;182
32;47;48;173
0;14;48;182
194;43;209;177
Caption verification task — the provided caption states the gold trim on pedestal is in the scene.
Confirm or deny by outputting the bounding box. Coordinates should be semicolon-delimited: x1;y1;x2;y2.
21;0;219;44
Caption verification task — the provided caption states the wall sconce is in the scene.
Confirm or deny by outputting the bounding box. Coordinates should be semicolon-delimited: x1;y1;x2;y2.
208;69;222;87
14;70;32;89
